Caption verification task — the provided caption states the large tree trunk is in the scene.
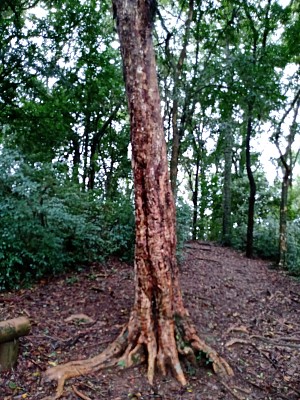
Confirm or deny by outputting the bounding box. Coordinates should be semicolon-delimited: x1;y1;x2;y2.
43;1;232;397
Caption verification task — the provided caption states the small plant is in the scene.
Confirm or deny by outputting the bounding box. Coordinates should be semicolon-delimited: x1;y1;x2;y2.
66;276;79;285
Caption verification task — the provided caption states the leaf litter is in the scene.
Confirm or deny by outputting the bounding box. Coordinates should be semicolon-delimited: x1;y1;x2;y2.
0;242;300;399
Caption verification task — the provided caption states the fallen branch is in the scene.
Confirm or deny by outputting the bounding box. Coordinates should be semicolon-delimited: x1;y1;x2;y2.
0;317;31;372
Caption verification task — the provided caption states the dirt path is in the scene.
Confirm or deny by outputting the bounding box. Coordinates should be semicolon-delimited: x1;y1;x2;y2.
1;241;300;399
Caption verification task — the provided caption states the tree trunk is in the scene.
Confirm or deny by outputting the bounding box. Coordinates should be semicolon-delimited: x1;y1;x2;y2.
87;106;120;191
279;170;290;268
192;153;200;240
168;0;194;197
245;105;256;258
82;112;91;191
71;132;80;185
170;100;180;196
43;2;233;397
276;97;300;268
222;124;233;247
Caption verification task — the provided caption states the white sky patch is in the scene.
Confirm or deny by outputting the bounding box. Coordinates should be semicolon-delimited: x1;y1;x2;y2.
27;5;48;18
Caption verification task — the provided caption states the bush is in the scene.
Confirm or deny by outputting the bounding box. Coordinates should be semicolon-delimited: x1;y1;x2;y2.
253;217;279;261
231;217;279;260
0;149;135;290
176;197;192;258
286;219;300;275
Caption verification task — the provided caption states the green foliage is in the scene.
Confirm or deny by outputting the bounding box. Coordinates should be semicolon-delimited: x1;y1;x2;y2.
98;195;135;261
286;220;300;275
253;217;279;261
176;197;192;258
1;0;299;286
0;149;135;290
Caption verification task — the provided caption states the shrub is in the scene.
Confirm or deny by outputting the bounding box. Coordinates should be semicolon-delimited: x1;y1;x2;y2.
286;219;300;275
176;197;192;258
0;149;135;290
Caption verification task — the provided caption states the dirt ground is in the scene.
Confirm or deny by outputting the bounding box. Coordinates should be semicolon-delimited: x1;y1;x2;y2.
1;241;300;399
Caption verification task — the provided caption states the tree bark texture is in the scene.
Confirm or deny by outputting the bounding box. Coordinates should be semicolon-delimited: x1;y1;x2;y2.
114;0;194;384
43;2;233;396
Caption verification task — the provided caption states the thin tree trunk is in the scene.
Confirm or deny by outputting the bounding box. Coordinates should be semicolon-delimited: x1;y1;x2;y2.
87;106;120;191
222;124;233;246
275;98;300;268
279;170;289;268
221;40;233;247
198;154;207;240
82;113;91;191
170;98;180;196
245;110;256;258
169;0;194;197
71;132;80;185
192;153;200;240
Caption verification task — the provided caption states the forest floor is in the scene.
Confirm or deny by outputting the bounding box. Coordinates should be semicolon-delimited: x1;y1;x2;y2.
1;241;300;400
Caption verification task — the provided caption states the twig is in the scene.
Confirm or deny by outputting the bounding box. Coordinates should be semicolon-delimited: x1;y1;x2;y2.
220;381;245;400
30;359;44;370
233;386;251;395
245;377;264;391
284;383;300;397
225;338;277;368
279;336;300;343
251;335;300;349
72;385;92;400
226;338;251;348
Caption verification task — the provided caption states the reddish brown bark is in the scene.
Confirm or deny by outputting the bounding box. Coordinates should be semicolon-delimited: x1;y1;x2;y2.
43;1;232;397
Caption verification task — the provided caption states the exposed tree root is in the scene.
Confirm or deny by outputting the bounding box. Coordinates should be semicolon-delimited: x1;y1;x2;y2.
43;313;233;399
72;385;91;400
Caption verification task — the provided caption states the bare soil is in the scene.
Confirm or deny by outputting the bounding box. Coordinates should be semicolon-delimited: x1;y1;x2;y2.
1;241;300;399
